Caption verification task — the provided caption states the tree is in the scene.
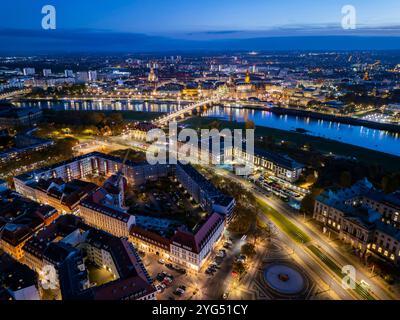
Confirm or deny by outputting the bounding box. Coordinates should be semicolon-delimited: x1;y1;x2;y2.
340;171;352;188
382;174;400;194
241;243;256;257
208;120;221;130
300;188;323;216
245;120;255;130
232;261;246;275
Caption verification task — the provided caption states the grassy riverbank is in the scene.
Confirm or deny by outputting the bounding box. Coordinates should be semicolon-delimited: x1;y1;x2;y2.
183;117;400;171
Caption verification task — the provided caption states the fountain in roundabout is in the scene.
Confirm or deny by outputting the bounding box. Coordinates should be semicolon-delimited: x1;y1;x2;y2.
263;264;306;295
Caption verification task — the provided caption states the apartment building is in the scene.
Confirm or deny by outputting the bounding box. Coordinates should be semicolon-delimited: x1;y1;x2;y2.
225;146;305;183
313;179;400;265
175;162;236;219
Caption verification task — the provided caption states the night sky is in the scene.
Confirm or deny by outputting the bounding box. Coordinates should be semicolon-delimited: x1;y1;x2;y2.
1;0;400;52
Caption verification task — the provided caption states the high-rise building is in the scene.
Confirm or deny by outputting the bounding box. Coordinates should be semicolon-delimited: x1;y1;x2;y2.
88;71;97;82
76;71;89;83
43;69;52;77
23;68;35;76
64;69;74;78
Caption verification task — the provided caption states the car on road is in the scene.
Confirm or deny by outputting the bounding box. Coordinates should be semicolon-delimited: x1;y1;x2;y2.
158;258;165;265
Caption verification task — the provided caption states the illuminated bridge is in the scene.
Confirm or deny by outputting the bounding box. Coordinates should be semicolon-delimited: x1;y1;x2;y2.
153;86;228;126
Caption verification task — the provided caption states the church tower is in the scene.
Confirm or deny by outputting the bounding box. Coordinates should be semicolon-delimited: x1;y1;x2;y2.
245;70;251;84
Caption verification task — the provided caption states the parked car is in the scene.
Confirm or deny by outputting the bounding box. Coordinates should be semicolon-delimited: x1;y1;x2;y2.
156;273;166;282
173;289;183;296
176;268;187;275
158;259;165;265
162;277;173;286
179;285;186;291
205;268;215;275
156;285;163;293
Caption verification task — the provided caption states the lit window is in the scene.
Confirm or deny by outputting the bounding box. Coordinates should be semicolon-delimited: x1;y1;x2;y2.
378;247;382;253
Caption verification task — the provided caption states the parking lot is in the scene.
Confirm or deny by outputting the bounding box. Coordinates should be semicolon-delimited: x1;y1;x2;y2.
141;236;241;300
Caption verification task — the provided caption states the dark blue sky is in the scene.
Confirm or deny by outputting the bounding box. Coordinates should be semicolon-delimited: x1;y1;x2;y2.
1;0;400;52
3;0;400;33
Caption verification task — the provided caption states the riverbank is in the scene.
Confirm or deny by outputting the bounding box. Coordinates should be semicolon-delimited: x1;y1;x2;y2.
265;106;400;134
184;117;400;171
42;109;164;122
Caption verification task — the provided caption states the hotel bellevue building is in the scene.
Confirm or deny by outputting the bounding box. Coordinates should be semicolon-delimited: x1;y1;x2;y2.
313;179;400;265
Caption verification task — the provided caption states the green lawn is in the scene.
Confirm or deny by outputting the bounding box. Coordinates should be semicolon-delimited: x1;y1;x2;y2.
257;198;375;300
184;117;400;171
257;199;311;244
309;245;375;300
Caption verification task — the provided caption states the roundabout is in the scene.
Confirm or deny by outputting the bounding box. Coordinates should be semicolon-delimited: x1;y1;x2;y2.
263;264;305;295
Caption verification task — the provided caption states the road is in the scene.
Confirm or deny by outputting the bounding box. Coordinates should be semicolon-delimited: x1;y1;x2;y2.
216;168;395;300
79;133;396;300
261;191;396;300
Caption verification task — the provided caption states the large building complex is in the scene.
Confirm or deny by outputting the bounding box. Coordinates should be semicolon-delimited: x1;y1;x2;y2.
13;152;236;273
0;188;58;260
313;179;400;265
14;152;172;195
175;162;236;218
0;253;40;300
22;215;156;300
225;146;305;183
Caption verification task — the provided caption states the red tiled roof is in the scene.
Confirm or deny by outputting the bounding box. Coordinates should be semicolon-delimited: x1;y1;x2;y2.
171;213;224;254
93;276;155;300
